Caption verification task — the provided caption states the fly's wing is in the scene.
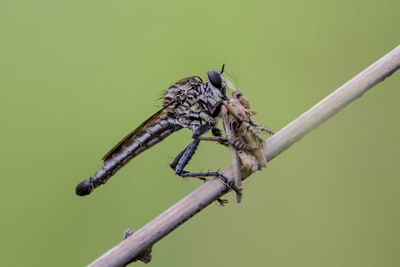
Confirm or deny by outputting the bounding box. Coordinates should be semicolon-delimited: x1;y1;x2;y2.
102;100;175;161
101;76;202;162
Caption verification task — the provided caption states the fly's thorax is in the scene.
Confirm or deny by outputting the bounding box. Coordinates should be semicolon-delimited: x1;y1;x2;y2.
163;76;202;106
162;74;223;131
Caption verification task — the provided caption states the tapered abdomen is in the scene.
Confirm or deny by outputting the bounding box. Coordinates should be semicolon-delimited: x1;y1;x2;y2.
76;118;181;196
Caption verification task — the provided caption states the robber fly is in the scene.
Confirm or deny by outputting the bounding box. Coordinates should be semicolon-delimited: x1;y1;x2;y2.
75;66;238;196
220;90;275;202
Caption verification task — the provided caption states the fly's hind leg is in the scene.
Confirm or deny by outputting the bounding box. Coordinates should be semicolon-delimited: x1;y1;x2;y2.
179;170;242;197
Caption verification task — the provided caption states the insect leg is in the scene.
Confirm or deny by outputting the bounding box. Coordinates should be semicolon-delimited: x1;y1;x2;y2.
196;136;254;153
172;124;251;175
169;143;190;170
179;170;242;195
169;124;242;196
172;124;211;176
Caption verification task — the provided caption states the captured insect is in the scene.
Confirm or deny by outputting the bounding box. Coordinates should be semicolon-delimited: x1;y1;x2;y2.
186;87;275;203
216;89;274;202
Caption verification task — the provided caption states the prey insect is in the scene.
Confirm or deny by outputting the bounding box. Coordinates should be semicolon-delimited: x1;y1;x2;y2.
219;90;275;202
75;66;240;197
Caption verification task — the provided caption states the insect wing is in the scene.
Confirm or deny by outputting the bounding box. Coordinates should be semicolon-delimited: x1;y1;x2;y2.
102;101;175;161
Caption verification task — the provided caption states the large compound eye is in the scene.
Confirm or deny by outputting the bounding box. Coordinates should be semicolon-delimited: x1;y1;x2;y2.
207;69;222;89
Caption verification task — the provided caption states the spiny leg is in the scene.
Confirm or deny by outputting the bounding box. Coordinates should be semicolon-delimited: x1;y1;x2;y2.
174;139;201;176
170;127;254;173
170;145;233;204
170;124;219;182
173;124;211;176
170;141;215;182
169;143;190;171
197;136;254;153
169;124;242;200
180;170;242;196
179;170;235;205
170;125;227;173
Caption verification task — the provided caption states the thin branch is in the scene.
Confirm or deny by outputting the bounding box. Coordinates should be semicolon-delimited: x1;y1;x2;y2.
89;45;400;267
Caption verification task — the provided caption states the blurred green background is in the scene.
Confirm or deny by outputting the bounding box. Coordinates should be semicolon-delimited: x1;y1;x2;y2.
1;0;399;266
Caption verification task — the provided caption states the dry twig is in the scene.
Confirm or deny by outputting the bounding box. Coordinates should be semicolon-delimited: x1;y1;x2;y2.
89;45;400;267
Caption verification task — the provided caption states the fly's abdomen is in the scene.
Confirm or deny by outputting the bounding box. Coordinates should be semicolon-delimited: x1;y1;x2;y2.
75;119;181;196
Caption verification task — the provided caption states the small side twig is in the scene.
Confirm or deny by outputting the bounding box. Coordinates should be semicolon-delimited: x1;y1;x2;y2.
89;45;400;267
122;229;152;265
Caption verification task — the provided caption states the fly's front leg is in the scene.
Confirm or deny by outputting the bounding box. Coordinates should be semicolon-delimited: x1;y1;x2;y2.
179;170;242;197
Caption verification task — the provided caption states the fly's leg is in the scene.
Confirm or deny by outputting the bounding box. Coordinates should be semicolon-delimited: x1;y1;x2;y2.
170;124;240;178
179;170;242;197
169;143;235;205
197;136;254;152
172;124;211;177
170;146;236;205
169;124;242;199
169;144;190;171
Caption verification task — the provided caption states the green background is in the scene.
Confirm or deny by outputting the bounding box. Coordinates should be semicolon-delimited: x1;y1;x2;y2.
1;0;399;266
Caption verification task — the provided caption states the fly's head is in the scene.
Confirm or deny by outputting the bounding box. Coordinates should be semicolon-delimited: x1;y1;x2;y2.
207;64;228;101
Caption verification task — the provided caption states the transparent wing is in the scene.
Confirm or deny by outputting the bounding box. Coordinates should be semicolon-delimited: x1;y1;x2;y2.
102;100;175;161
